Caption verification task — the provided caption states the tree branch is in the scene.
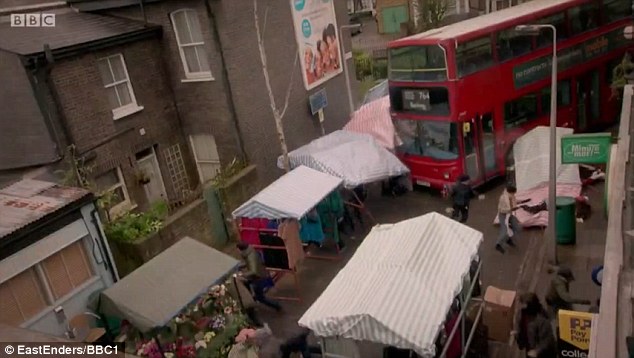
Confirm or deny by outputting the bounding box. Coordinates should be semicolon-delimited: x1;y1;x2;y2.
279;52;299;119
262;7;269;43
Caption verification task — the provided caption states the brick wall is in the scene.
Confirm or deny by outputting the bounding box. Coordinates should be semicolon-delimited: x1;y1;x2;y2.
103;1;244;170
108;197;220;277
49;37;199;210
211;0;359;187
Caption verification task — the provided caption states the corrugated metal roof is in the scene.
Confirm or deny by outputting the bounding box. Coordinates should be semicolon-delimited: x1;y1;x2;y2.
232;166;343;220
0;9;156;55
391;0;572;43
298;212;483;357
0;179;91;239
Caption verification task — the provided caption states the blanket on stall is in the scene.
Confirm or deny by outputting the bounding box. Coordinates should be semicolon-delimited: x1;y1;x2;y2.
492;183;582;229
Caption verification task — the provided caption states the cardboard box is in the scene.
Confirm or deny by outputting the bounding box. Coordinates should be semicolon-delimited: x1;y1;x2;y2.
482;286;517;342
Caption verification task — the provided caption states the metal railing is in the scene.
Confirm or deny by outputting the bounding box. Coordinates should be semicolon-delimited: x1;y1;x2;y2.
588;85;633;357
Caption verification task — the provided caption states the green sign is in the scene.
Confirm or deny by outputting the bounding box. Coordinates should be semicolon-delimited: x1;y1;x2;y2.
513;27;629;89
560;133;612;164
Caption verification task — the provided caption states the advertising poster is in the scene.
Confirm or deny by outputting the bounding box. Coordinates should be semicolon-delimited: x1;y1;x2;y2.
290;0;343;90
558;309;597;357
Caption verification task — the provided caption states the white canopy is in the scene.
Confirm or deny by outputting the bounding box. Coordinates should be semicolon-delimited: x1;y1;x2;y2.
232;165;343;219
277;130;410;188
299;212;483;357
513;126;581;192
100;238;239;332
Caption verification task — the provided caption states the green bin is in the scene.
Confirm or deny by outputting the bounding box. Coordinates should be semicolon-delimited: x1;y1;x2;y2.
555;196;576;245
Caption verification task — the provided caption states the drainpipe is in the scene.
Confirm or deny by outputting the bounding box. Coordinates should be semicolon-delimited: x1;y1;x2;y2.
204;0;247;162
42;44;76;148
139;0;148;26
90;208;120;283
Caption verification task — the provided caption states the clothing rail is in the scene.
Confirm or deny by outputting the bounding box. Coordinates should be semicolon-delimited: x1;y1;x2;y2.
439;260;483;358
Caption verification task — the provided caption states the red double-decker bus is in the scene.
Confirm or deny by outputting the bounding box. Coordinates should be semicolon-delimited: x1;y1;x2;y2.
387;0;632;190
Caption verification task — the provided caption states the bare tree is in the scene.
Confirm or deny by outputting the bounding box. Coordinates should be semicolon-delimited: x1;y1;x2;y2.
410;0;448;33
253;0;299;172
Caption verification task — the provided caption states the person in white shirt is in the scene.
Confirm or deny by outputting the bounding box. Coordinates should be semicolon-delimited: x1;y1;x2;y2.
496;185;522;254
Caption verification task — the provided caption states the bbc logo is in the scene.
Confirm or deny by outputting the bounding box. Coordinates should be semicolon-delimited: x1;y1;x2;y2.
10;13;56;27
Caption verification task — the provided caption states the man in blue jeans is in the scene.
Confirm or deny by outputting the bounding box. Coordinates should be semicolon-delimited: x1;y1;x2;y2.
495;185;522;254
237;242;282;312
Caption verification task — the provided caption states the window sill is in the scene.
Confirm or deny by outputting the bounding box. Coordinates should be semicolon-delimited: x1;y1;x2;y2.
181;77;215;83
112;105;144;120
108;202;138;219
20;276;102;329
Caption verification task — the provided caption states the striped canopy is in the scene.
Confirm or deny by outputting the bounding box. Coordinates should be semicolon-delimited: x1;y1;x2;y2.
277;130;409;188
344;96;402;150
232;166;343;219
298;212;483;357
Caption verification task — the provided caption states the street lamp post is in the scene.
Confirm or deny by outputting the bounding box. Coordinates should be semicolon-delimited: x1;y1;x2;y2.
339;24;361;115
516;24;558;264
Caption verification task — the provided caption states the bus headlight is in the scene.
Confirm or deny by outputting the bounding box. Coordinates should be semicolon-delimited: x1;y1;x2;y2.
443;173;450;179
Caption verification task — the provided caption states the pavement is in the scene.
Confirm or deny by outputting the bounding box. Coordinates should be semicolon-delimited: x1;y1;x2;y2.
226;178;585;357
225;179;607;357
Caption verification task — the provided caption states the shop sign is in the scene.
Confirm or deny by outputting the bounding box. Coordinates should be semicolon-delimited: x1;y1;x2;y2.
561;133;612;164
513;27;629;89
309;89;328;115
558;310;596;358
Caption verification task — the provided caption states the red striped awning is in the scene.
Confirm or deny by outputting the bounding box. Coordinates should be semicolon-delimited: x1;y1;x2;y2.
343;96;401;150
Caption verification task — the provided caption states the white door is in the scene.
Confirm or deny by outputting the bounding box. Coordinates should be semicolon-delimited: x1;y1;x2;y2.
137;150;167;204
189;134;221;184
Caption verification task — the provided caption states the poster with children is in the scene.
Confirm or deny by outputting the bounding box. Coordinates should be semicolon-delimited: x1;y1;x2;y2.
290;0;343;90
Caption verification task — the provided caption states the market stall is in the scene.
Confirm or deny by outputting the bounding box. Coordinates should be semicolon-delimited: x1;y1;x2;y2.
495;126;582;228
277;130;411;224
232;166;345;298
298;212;484;357
343;96;401;150
98;237;248;357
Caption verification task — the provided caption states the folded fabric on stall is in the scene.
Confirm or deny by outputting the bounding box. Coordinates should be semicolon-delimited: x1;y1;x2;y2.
278;219;305;270
300;209;326;246
240;218;271;246
493;183;582;228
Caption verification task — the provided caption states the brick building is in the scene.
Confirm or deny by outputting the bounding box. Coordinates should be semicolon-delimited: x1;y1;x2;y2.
0;4;199;217
70;0;357;186
0;0;356;208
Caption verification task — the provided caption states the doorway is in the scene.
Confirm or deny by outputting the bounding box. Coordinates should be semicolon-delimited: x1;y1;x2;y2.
136;147;168;205
462;112;498;183
381;5;408;34
576;69;601;132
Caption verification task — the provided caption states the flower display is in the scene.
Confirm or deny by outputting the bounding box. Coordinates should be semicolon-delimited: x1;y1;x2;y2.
128;279;251;358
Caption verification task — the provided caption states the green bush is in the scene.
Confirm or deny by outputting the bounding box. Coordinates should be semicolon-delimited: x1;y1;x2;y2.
373;59;388;80
104;201;168;243
353;50;373;80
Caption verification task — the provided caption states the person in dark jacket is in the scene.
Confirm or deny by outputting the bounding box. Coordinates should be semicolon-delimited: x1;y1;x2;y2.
545;267;591;314
450;174;480;223
280;327;322;358
515;293;557;358
237;242;282;312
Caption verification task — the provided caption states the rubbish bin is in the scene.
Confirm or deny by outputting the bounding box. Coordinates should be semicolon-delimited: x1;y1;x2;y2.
555;196;576;245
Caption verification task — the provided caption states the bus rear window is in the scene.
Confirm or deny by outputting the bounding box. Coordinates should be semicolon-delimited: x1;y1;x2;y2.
394;120;459;160
388;46;447;81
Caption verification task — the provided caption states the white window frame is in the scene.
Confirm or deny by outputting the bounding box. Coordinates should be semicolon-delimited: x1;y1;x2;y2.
0;238;100;328
170;9;214;82
97;54;144;120
100;167;133;217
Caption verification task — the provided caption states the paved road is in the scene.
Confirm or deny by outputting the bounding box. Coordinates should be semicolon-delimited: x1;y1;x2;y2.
254;179;541;356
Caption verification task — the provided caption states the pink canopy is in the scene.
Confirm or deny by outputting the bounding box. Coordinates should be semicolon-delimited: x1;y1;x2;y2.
343;96;401;150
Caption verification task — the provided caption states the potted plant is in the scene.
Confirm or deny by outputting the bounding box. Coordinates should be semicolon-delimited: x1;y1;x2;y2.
135;170;151;185
611;52;634;99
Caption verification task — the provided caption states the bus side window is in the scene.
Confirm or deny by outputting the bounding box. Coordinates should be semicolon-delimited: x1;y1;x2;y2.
535;12;568;48
603;0;632;23
569;3;600;33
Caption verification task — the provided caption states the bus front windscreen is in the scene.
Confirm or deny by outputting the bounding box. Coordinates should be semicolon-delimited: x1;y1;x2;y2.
394;119;458;160
389;45;448;82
